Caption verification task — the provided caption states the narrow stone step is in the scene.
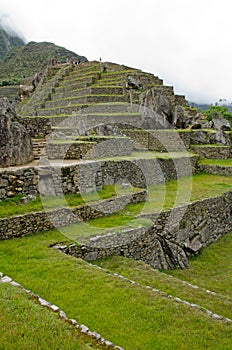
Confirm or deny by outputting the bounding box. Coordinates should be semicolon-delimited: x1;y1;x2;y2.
50;94;126;107
51;87;124;101
38;102;137;119
32;139;47;159
60;73;100;87
64;69;100;81
55;79;95;93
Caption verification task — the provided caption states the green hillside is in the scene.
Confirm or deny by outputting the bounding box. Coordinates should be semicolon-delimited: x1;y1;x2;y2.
0;41;87;86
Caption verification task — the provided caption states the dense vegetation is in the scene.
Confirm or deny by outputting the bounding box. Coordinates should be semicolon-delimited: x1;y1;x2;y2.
204;105;232;122
0;41;87;86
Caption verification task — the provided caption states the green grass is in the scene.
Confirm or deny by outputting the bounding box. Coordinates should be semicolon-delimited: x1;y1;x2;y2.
191;144;230;148
2;173;232;230
0;185;123;218
96;150;195;161
0;283;97;350
1;230;232;350
165;230;232;297
199;158;232;167
49;140;96;145
95;253;232;320
60;217;152;242
50;173;232;241
101;70;137;76
142;173;232;213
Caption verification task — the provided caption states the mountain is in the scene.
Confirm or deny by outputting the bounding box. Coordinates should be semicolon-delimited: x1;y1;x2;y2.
0;21;25;62
0;41;88;86
190;100;232;113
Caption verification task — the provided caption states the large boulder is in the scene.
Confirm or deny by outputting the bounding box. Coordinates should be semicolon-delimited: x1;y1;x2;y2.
211;116;231;131
173;105;186;128
0;98;34;167
209;129;231;146
153;95;172;122
140;90;173;129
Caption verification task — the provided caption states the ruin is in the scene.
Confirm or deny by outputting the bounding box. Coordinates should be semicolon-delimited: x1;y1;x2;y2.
0;60;232;269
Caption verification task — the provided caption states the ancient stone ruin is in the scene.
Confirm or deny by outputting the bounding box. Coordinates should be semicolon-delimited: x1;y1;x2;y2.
0;97;34;167
0;60;232;270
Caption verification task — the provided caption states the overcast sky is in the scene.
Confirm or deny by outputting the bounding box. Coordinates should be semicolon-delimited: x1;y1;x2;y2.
1;0;231;103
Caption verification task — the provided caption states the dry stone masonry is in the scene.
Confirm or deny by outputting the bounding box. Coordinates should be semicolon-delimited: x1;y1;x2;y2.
0;98;34;167
1;60;232;270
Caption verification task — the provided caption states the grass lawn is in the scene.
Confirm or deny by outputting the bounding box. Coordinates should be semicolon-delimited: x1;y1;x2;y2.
1;230;232;350
0;283;97;350
199;158;232;167
95;252;232;320
165;230;232;297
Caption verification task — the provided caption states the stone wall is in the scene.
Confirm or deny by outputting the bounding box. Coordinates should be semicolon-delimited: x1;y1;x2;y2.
190;145;231;159
20;117;52;138
0;190;147;240
62;190;232;270
0;86;19;102
46;137;133;160
0;155;197;200
46;142;95;160
198;164;232;176
122;130;190;151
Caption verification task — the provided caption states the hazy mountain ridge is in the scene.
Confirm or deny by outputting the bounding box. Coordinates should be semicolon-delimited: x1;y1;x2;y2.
190;100;232;113
0;22;25;62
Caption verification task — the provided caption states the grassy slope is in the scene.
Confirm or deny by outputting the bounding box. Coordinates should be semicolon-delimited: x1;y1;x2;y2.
0;283;96;350
96;252;232;320
165;231;232;297
0;230;232;350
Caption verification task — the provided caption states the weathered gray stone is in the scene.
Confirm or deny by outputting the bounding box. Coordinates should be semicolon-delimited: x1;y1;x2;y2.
173;105;186;128
190;130;209;144
212;116;231;131
0;98;34;167
1;276;12;283
209;129;231;146
126;75;142;89
20;194;36;204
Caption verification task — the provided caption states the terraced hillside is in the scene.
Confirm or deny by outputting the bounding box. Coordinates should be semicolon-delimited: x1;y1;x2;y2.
17;60;191;162
1;58;232;349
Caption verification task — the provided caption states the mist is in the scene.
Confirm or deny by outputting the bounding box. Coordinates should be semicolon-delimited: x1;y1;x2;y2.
0;12;26;42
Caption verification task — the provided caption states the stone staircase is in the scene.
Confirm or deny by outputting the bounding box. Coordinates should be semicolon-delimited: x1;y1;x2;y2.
32;138;47;159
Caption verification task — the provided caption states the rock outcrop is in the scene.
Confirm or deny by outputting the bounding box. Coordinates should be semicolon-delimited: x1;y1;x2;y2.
0;98;34;167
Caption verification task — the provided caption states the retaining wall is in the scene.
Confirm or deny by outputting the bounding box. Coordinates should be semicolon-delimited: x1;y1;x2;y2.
0;155;197;200
63;190;232;270
191;145;232;159
0;190;147;240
